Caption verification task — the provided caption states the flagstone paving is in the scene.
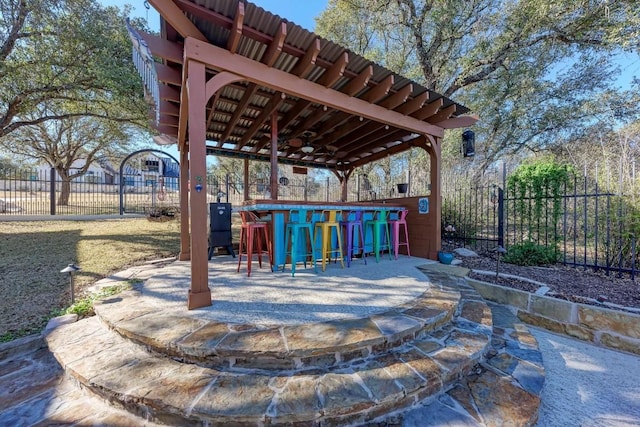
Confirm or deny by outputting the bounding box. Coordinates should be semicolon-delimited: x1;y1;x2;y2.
0;259;544;426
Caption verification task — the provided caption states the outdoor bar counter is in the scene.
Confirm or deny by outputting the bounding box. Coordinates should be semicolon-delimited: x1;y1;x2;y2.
236;200;404;269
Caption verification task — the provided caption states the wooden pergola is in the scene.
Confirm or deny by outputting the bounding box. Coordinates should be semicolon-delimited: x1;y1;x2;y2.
135;0;478;309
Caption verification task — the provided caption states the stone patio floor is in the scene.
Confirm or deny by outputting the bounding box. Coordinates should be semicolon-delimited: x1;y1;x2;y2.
1;256;639;426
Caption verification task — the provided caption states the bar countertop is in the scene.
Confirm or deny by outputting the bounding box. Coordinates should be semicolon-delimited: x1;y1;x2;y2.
236;200;403;211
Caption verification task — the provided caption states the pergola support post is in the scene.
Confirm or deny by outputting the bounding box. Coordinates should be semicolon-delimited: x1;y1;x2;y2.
178;144;190;261
184;65;245;310
243;159;250;201
428;137;442;259
186;59;212;310
333;168;353;202
270;112;278;200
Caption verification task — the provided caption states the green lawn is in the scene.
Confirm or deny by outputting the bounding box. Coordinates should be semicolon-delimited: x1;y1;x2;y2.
0;218;181;341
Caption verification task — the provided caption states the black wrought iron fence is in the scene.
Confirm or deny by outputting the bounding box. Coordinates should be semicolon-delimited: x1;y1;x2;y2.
206;172;419;204
0;167;179;216
442;182;503;253
443;170;638;279
1;167;422;217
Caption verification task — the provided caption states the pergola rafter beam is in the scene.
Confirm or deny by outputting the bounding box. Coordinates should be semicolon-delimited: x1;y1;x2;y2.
340;65;373;97
227;2;245;53
349;135;423;169
147;0;208;42
218;83;257;145
159;84;180;102
426;104;457;123
184;37;444;136
239;91;286;149
140;32;183;64
318;52;348;87
156;63;182;85
262;22;287;67
395;91;428;115
361;75;394;103
380;84;413;109
291;38;321;78
412;98;443;121
330;121;392;151
341;129;405;157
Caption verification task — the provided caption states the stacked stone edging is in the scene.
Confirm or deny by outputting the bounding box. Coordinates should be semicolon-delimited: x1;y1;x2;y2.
467;277;640;355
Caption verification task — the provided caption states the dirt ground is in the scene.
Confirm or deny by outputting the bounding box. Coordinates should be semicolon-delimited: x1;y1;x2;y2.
452;246;640;311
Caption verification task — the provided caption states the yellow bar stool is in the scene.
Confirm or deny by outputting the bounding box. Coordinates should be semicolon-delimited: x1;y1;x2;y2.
314;210;345;271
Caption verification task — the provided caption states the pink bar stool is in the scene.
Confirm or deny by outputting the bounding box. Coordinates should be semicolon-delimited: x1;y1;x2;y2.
237;211;273;276
389;209;410;259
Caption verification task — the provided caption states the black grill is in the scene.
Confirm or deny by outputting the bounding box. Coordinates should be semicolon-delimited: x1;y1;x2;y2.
208;203;235;259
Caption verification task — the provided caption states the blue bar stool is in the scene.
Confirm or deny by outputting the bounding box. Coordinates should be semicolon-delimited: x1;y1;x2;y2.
340;210;367;267
364;210;392;263
281;209;317;276
314;210;345;271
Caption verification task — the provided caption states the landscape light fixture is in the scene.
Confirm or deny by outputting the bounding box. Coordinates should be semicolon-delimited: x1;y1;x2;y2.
493;246;507;278
60;263;81;303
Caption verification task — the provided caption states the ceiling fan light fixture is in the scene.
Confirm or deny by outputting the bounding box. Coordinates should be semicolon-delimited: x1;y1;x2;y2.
301;142;314;153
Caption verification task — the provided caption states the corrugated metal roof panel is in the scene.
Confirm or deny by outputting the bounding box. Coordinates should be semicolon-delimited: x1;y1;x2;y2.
152;0;475;169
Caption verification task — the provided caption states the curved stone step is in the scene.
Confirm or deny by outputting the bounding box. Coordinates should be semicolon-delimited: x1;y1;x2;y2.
94;280;462;372
390;302;544;426
46;301;491;426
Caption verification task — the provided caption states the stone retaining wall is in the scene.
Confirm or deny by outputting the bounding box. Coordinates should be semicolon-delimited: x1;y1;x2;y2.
467;278;640;355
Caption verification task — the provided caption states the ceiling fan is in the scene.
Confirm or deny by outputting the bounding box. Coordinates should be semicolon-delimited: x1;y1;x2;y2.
285;131;316;154
286;131;348;158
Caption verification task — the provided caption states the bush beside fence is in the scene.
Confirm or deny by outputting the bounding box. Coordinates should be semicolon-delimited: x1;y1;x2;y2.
443;166;639;280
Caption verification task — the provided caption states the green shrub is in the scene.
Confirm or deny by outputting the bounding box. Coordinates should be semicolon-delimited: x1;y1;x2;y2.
503;241;560;266
62;283;134;318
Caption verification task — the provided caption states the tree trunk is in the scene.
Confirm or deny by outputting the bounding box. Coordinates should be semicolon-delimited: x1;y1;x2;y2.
58;178;71;206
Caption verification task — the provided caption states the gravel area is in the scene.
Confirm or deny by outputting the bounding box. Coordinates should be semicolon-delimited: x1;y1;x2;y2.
454;247;640;311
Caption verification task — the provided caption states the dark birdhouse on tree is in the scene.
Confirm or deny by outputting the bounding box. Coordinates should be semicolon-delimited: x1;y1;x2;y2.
462;129;475;157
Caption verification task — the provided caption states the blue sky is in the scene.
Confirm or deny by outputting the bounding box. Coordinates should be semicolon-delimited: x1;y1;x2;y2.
100;0;327;32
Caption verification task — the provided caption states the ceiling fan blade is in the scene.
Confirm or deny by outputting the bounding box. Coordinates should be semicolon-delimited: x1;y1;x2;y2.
288;138;303;148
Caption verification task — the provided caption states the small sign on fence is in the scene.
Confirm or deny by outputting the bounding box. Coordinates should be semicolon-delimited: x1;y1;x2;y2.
292;167;307;175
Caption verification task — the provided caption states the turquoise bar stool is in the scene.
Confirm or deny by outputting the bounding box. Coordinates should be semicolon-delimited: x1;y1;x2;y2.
364;210;392;263
237;211;273;277
281;209;317;276
339;210;367;267
389;209;411;259
314;210;345;271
